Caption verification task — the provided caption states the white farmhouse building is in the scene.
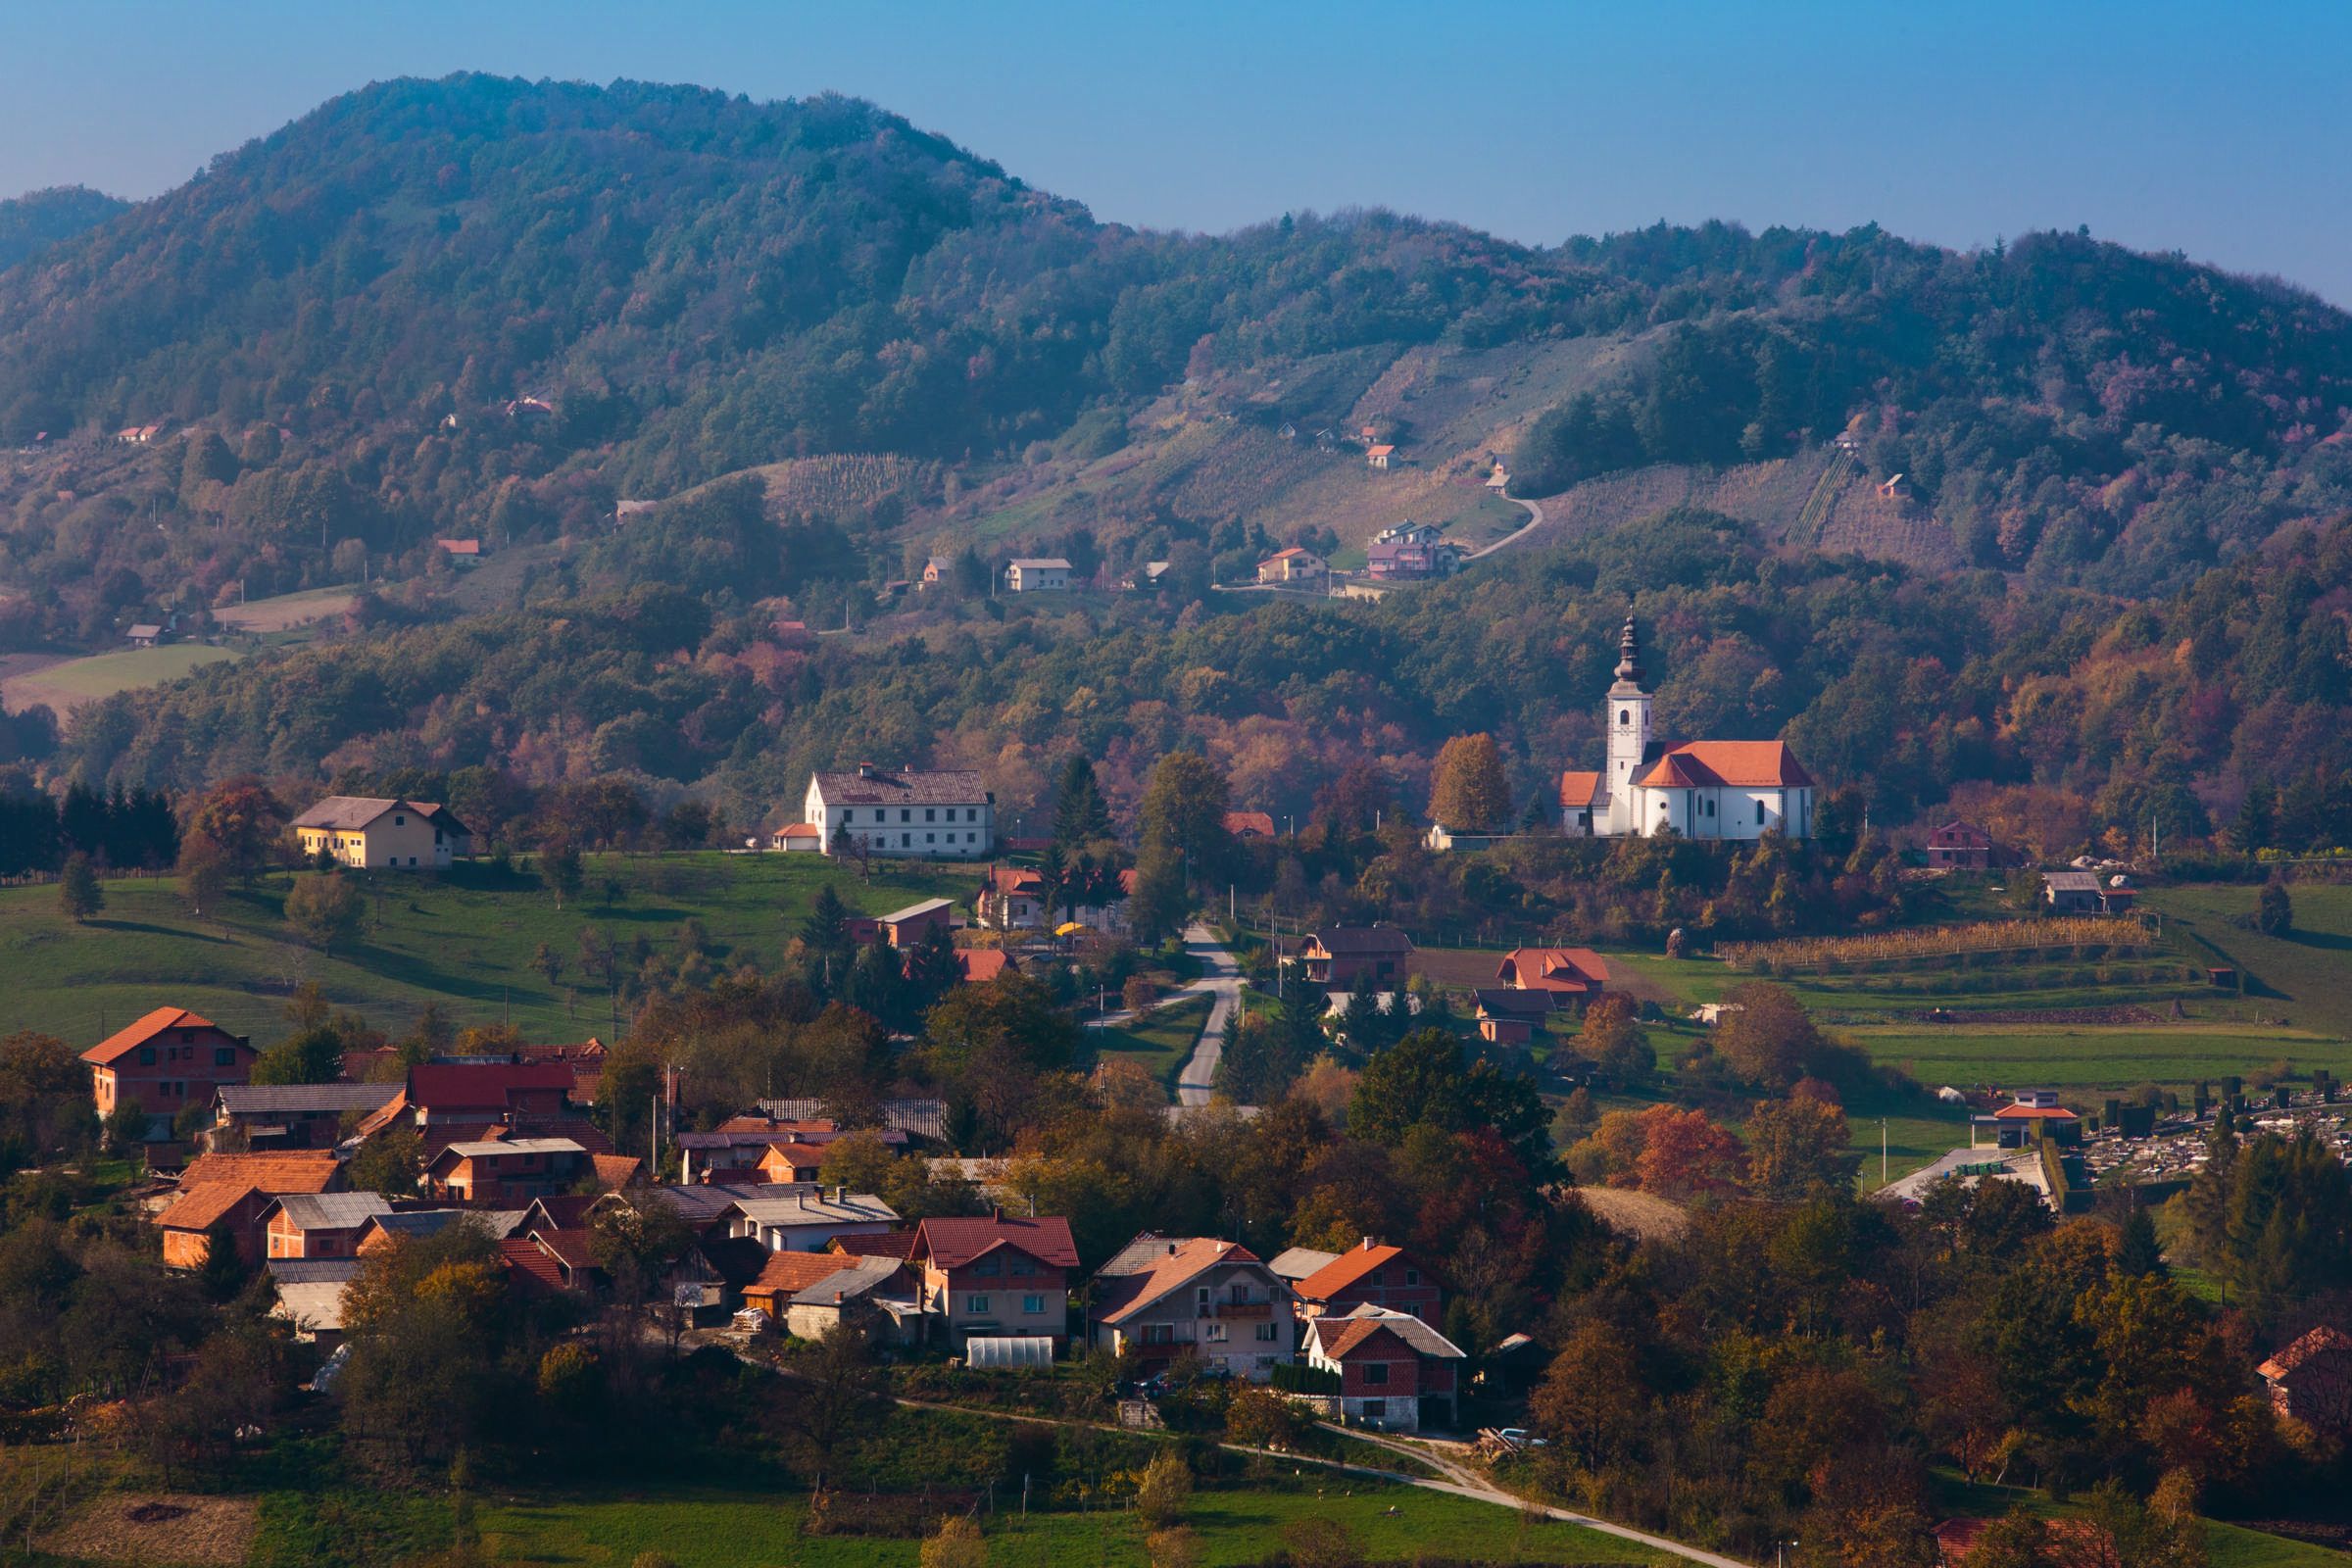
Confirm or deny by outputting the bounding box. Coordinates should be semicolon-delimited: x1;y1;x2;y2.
805;764;996;858
1005;558;1072;592
1559;617;1815;840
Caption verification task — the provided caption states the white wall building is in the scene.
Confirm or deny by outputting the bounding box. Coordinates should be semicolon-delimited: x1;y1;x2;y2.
1561;617;1815;841
1005;558;1072;592
805;764;995;858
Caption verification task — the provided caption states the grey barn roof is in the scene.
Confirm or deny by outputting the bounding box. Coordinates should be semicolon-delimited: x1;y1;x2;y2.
220;1082;401;1115
269;1193;394;1230
809;768;990;808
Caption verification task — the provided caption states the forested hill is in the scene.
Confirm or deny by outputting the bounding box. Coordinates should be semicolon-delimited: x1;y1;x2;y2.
6;72;2352;650
0;185;128;272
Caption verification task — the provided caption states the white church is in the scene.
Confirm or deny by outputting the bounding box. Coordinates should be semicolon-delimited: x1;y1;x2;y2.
1560;616;1815;840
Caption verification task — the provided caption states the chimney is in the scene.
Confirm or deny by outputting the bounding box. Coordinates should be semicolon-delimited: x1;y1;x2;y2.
797;1191;808;1210
991;1205;1003;1223
1361;1236;1376;1250
834;1185;847;1203
834;1290;844;1303
857;762;874;779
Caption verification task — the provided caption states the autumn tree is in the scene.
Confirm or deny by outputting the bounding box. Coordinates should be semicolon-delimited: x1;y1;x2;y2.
57;852;102;923
1571;995;1653;1088
2257;878;2292;936
182;778;284;883
1138;751;1232;885
1530;1321;1645;1471
1631;1103;1744;1198
1711;982;1830;1091
177;833;229;917
285;871;363;951
1743;1097;1860;1199
1427;733;1513;831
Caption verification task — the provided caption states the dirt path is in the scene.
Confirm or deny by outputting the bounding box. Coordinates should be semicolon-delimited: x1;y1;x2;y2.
1466;494;1546;559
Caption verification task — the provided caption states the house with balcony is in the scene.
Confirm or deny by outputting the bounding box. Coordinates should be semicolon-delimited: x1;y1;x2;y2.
425;1137;592;1203
1299;927;1412;987
910;1211;1078;1351
1283;1238;1443;1327
1088;1235;1296;1381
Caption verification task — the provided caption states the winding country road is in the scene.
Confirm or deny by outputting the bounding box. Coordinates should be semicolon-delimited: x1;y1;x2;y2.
1466;492;1547;560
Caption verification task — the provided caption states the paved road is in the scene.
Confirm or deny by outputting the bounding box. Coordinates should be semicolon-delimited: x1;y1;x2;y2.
1466;492;1546;560
1174;920;1242;1106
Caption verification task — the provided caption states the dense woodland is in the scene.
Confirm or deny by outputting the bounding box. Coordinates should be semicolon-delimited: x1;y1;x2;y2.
0;184;125;272
5;74;2352;648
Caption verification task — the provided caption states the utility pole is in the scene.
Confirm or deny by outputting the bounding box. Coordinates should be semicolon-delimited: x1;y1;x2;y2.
1882;1118;1888;1186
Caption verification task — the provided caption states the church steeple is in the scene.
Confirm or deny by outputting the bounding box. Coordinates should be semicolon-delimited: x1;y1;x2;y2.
1609;613;1645;694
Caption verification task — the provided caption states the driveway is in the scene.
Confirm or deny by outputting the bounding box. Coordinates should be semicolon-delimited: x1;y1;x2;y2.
1174;921;1242;1106
1466;493;1546;560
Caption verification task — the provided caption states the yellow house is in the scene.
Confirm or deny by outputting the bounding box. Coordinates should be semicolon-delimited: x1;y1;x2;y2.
292;797;471;870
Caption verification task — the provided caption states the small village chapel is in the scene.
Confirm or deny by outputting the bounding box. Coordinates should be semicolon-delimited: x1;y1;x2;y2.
1559;617;1815;840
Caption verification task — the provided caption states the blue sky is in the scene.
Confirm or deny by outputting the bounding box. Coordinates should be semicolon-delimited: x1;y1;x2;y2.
6;1;2348;300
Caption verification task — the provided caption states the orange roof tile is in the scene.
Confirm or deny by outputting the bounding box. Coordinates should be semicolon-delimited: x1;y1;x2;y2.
956;950;1016;984
157;1181;260;1232
1494;947;1609;993
1222;811;1277;838
592;1154;643;1190
1557;771;1601;808
178;1152;341;1195
1295;1242;1407;1301
1098;1238;1262;1326
1636;740;1813;790
2260;1325;2352;1379
82;1006;229;1066
744;1250;852;1300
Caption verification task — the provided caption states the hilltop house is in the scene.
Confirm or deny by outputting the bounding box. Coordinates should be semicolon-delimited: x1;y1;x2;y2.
82;1007;258;1135
804;764;995;858
125;623;165;648
1223;811;1277;841
1005;558;1072;592
911;1212;1078;1350
977;863;1049;929
292;797;472;869
1088;1235;1296;1381
1256;547;1327;586
1565;617;1815;840
1365;528;1461;581
426;1138;593;1204
1366;444;1396;470
1300;928;1412;987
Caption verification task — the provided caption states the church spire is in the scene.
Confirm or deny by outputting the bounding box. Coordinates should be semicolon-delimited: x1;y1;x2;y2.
1613;614;1642;686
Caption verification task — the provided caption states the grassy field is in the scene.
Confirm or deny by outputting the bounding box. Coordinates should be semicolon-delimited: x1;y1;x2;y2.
1086;994;1213;1095
2147;882;2352;1037
0;852;977;1046
209;584;358;635
455;1484;1681;1567
1933;1473;2349;1566
0;643;241;713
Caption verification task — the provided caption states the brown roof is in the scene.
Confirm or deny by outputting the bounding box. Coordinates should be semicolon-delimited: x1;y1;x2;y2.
1097;1238;1263;1326
2260;1325;2352;1380
498;1238;570;1293
289;796;418;831
744;1250;853;1300
83;1006;237;1066
1636;741;1814;790
956;950;1016;984
1295;1242;1412;1302
828;1230;917;1261
178;1152;341;1195
810;767;990;807
914;1214;1079;1270
984;863;1046;895
157;1181;261;1232
1306;927;1412;957
1308;1305;1464;1361
1222;811;1277;838
1557;771;1601;808
592;1154;643;1190
1495;947;1609;993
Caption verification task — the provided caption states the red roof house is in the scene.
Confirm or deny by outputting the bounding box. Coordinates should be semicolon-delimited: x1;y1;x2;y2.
911;1213;1079;1349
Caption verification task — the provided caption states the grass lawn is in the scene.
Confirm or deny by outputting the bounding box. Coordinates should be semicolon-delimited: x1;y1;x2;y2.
1086;994;1213;1096
463;1484;1682;1566
1;643;241;712
0;852;976;1045
2147;883;2352;1037
1933;1473;2348;1566
209;584;359;635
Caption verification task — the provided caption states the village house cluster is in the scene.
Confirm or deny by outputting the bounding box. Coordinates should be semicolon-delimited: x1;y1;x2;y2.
85;999;1473;1427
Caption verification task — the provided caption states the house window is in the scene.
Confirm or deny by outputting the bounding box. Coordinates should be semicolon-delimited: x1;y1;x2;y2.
1197;1287;1210;1313
902;834;911;848
965;1296;989;1314
1143;1323;1174;1346
1206;1323;1228;1342
1704;799;1715;818
394;814;405;825
139;1047;157;1066
1619;709;1629;724
1255;1323;1278;1341
215;1048;236;1067
1229;1283;1250;1303
925;808;936;822
1022;1295;1046;1314
900;809;911;823
1403;1269;1418;1286
1362;1363;1390;1386
926;833;936;844
1360;1398;1387;1420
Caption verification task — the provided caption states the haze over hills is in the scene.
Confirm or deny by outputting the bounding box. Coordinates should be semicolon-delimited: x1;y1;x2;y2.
0;185;128;272
2;73;2350;843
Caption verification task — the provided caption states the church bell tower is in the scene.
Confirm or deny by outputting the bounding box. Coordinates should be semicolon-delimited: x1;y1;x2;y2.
1605;614;1651;833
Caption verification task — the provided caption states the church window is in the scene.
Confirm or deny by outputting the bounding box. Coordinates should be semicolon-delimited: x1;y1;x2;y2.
1618;709;1629;725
